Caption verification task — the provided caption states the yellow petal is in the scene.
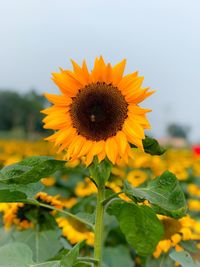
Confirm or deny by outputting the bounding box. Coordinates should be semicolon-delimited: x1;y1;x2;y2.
42;112;70;123
71;136;85;158
128;105;152;114
118;72;138;92
82;60;90;82
122;77;144;96
104;63;113;84
112;59;126;85
126;116;145;139
133;90;155;103
77;140;93;158
41;106;65;115
91;56;106;82
85;153;94;167
44;93;72;106
92;141;105;155
122;123;144;150
52;70;81;97
57;129;77;153
43;119;71;130
105;137;118;164
54;127;75;146
115;131;127;155
66;135;81;160
44;131;60;142
123;119;144;139
97;150;106;163
126;88;155;103
71;59;90;85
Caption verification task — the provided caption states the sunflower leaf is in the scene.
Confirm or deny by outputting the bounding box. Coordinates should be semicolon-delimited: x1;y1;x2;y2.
131;136;165;155
13;229;63;263
142;136;166;155
169;250;200;267
107;200;164;257
60;242;81;267
123;171;187;218
0;156;66;184
0;242;34;267
0;181;44;203
103;245;133;267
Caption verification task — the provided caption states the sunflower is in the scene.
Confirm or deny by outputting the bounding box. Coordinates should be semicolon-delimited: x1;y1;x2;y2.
153;215;200;258
36;192;64;210
127;169;148;187
0;203;33;230
75;177;97;197
56;217;94;246
42;57;153;165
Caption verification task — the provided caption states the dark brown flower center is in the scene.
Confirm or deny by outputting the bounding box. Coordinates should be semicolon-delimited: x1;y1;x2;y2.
162;218;182;239
70;82;128;141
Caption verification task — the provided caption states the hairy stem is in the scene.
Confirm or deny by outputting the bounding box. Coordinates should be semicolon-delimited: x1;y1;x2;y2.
94;185;105;267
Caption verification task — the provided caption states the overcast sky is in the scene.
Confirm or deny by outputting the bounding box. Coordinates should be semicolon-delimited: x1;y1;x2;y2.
0;0;199;141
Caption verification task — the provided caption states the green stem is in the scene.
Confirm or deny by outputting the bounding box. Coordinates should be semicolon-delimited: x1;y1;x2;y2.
94;185;105;267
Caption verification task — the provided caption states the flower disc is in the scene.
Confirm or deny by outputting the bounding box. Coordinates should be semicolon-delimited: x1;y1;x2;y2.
70;82;128;141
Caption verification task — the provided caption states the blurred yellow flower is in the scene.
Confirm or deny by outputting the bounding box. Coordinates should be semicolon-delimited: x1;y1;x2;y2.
127;169;148;187
75;178;97;197
56;217;94;246
41;177;56;187
154;215;200;258
0;203;33;230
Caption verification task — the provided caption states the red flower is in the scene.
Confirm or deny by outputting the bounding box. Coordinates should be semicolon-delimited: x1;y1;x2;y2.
193;145;200;156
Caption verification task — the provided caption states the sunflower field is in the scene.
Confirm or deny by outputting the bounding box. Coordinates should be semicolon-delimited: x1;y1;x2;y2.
0;58;200;267
0;139;200;267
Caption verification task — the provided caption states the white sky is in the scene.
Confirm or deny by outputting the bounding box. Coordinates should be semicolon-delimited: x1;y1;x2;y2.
0;0;200;141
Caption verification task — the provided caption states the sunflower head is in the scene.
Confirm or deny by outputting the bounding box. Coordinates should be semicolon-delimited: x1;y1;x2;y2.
2;203;33;230
42;57;154;166
153;215;199;258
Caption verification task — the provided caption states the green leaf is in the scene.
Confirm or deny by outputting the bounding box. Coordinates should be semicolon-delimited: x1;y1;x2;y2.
0;189;27;202
146;254;175;267
131;136;165;155
75;212;95;225
107;201;164;257
89;157;112;187
180;240;199;253
73;264;90;267
169;250;200;267
31;262;60;267
143;136;166;155
0;242;34;267
60;237;72;250
103;245;134;267
0;227;14;247
0;245;89;267
60;243;80;267
13;229;62;263
0;156;65;184
0;182;44;202
124;171;187;218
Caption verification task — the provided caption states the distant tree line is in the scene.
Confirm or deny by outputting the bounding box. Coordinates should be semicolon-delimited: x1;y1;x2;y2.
167;123;190;140
0;90;47;135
